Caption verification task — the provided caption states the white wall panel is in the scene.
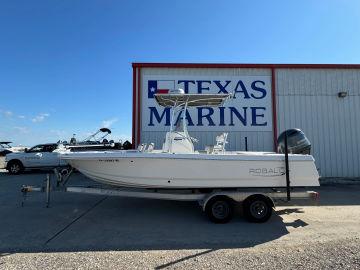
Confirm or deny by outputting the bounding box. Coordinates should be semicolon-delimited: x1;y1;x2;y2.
276;69;360;177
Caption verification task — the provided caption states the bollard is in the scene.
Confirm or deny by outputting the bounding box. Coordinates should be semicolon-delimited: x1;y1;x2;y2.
45;174;51;208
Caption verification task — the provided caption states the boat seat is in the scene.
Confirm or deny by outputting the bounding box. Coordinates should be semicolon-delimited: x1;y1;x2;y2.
212;133;228;154
137;143;147;152
205;145;214;154
146;143;154;152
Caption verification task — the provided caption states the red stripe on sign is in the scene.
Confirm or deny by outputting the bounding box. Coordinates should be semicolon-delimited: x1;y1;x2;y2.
157;89;169;94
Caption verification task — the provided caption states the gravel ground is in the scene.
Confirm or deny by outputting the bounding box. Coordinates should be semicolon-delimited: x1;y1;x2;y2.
0;171;359;269
1;239;360;269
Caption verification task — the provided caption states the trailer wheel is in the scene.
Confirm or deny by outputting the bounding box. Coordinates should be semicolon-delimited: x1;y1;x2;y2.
243;195;273;223
205;196;233;224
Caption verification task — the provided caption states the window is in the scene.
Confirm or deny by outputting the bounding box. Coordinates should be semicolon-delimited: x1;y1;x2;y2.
43;145;56;152
28;145;44;153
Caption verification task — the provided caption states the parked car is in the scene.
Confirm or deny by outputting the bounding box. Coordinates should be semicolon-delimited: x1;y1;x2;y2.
5;143;67;174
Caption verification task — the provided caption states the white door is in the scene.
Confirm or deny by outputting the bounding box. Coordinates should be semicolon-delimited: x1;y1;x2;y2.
23;145;44;167
40;145;60;167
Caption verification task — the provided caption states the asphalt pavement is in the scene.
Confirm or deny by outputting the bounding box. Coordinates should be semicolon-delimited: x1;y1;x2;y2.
0;170;359;269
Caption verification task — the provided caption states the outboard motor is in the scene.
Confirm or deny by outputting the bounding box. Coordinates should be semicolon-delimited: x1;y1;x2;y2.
70;137;77;145
122;141;132;150
277;129;311;154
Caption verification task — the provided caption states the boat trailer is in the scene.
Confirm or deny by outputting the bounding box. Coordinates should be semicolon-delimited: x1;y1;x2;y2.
20;167;319;224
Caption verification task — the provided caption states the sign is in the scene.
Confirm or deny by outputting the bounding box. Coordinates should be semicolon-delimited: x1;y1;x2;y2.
142;75;272;132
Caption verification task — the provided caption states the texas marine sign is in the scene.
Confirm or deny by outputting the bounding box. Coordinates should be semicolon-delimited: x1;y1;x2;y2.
141;75;273;132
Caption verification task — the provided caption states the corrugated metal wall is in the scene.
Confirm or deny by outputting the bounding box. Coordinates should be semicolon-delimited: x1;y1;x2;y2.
276;69;360;177
140;67;274;152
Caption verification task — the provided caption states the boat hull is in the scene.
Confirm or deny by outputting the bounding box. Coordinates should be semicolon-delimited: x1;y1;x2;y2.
62;151;320;188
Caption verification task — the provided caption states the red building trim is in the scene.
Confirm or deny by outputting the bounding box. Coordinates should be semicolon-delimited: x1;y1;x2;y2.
271;68;278;151
132;63;360;69
132;67;136;147
137;67;141;146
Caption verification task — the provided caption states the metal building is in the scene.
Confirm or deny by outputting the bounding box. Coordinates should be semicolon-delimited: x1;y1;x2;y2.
132;63;360;178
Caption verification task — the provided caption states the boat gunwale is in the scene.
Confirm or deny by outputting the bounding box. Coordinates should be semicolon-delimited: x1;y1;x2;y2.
60;151;315;162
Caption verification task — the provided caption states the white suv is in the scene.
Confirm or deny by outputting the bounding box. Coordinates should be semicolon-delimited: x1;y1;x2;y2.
5;143;67;174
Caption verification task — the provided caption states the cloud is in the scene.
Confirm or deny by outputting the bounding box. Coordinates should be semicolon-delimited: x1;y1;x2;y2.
13;126;30;134
32;113;50;123
0;109;27;119
101;118;118;128
1;110;13;118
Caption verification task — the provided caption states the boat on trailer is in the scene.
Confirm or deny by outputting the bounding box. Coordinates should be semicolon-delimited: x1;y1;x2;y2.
22;91;320;224
60;90;319;189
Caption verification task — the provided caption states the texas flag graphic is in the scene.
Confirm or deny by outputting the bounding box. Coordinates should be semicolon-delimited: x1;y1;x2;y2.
148;80;175;98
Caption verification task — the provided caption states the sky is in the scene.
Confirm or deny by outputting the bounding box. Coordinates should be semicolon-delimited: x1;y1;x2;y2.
1;0;360;146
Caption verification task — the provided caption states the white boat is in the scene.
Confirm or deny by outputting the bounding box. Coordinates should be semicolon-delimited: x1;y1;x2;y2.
60;90;319;189
63;128;127;152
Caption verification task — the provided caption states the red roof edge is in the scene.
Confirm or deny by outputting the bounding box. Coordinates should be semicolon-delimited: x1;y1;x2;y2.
132;63;360;69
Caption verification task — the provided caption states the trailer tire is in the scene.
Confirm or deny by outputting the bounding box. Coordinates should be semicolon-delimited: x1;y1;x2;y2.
205;196;233;224
243;195;273;223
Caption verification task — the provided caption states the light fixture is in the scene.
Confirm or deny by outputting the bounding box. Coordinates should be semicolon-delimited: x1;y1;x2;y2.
337;91;347;98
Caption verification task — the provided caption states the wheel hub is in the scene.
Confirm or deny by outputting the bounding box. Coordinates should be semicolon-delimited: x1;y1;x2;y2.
212;201;229;219
250;201;268;218
10;164;20;173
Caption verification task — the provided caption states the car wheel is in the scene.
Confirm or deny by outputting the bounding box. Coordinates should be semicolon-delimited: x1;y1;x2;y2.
7;161;24;175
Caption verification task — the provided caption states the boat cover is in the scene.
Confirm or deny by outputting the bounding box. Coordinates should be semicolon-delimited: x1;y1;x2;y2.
154;93;231;107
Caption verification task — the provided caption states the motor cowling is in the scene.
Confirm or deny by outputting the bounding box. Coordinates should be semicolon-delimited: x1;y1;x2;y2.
122;141;132;150
277;129;311;155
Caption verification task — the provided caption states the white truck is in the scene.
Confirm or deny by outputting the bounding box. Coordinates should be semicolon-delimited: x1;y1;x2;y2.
4;143;67;174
